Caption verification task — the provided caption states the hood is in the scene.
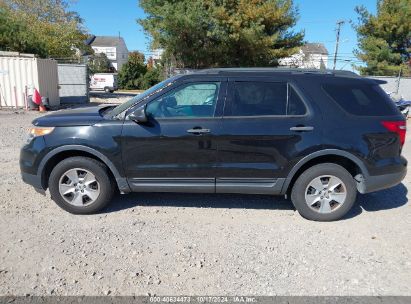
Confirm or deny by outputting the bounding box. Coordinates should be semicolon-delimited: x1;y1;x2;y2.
32;105;113;127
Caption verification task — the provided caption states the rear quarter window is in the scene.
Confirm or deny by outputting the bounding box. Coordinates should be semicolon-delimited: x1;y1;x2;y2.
322;83;398;116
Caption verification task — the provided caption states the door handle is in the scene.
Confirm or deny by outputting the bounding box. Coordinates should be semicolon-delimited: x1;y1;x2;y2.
187;128;211;134
290;126;314;132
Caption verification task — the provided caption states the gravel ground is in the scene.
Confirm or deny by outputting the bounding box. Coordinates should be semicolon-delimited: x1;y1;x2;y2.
0;102;410;296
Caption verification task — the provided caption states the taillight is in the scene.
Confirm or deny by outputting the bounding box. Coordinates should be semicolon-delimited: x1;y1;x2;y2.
381;120;407;146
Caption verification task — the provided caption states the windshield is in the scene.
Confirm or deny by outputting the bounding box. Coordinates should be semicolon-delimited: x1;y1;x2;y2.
110;75;181;117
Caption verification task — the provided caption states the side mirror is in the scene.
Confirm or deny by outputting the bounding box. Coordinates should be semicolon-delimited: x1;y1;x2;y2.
129;105;148;123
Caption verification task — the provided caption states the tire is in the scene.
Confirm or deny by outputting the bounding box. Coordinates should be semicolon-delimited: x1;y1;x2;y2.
104;87;111;93
48;157;115;214
291;163;357;221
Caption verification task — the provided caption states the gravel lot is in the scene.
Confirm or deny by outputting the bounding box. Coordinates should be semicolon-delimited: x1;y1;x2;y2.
0;99;410;296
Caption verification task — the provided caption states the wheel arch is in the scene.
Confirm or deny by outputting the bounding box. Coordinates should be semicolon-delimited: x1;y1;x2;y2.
282;149;368;195
38;145;130;193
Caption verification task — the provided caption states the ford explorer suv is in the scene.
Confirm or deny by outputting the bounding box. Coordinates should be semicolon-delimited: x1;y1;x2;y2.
20;68;407;221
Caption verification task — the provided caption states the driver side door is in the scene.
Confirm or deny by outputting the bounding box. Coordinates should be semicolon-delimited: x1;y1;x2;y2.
122;78;227;193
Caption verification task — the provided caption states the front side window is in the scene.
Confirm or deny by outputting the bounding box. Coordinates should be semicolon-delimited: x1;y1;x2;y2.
146;82;220;118
225;81;306;117
111;75;180;117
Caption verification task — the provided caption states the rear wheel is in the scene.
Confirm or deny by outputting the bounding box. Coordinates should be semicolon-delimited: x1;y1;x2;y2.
291;163;357;221
49;157;115;214
104;87;111;93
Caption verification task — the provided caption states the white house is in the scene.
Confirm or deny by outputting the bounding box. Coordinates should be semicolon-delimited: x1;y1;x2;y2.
151;49;164;64
279;43;329;69
91;36;129;71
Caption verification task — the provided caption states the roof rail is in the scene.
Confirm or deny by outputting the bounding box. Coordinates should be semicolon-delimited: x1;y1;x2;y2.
195;67;360;77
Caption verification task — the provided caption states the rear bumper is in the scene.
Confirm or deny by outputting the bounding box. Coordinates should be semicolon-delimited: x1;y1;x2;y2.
90;87;117;91
357;168;407;194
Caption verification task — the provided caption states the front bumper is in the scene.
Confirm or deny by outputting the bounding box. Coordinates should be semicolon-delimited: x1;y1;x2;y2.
21;172;46;195
20;136;48;194
357;167;407;194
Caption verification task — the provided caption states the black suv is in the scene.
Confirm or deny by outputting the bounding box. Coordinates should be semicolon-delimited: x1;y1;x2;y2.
20;69;407;221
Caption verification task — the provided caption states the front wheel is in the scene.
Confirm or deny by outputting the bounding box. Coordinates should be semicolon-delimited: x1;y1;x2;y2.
291;163;357;221
49;157;115;214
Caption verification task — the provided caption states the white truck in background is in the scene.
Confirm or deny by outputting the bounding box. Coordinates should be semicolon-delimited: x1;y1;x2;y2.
89;73;118;93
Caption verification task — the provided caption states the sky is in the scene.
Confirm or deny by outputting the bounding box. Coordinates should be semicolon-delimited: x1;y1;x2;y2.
71;0;378;70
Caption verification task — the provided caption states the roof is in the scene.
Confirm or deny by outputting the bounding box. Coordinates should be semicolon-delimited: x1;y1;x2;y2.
91;36;125;47
301;43;328;55
182;68;387;85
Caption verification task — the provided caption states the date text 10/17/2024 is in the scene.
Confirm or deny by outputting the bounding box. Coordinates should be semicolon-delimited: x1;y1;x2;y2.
149;296;257;303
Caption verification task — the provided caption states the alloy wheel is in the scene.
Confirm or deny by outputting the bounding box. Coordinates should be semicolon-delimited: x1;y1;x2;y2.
58;168;100;206
304;175;347;214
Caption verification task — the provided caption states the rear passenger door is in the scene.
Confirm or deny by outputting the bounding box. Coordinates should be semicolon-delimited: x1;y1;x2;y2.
216;77;322;194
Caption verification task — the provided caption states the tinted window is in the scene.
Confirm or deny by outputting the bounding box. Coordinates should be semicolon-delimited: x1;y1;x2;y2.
111;75;180;117
288;86;307;115
146;82;220;118
323;84;398;116
226;82;306;116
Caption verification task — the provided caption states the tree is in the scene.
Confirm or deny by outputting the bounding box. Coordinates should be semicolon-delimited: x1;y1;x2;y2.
118;51;148;89
87;53;112;74
354;0;411;76
1;0;89;58
0;7;47;57
139;0;304;68
137;67;162;89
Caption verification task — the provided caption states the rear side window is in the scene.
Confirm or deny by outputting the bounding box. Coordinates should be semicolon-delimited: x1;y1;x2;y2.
322;83;398;116
225;81;307;116
288;85;307;115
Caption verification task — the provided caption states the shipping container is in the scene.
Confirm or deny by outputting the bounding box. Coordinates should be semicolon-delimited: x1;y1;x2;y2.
0;54;60;108
58;64;89;104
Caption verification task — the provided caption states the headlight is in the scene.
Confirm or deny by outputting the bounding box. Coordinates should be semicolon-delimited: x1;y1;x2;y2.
26;127;54;143
29;127;55;137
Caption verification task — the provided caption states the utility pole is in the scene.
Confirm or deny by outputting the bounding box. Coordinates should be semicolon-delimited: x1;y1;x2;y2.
395;67;402;94
333;20;345;70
